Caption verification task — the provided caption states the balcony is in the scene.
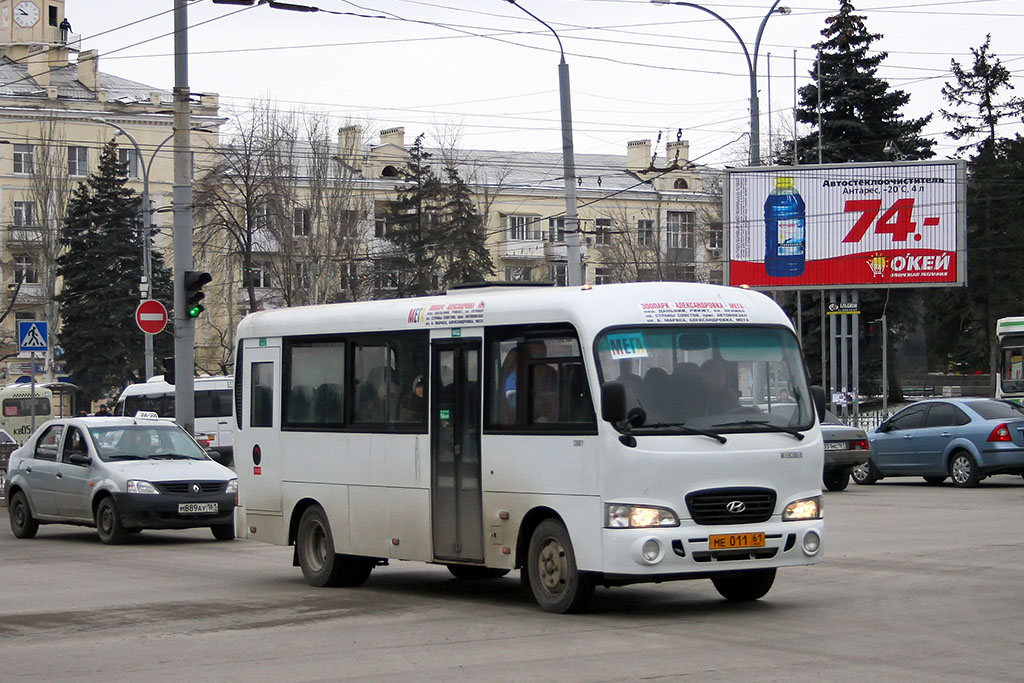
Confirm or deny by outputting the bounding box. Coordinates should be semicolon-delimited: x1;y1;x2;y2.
252;228;280;253
7;226;45;246
543;240;589;261
500;238;545;260
9;282;46;303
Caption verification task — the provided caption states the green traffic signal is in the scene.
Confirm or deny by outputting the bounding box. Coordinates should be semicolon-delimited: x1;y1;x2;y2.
184;270;212;320
187;302;205;319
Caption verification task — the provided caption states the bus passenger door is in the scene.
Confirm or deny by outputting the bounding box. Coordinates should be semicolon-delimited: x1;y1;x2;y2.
430;340;483;563
240;343;282;515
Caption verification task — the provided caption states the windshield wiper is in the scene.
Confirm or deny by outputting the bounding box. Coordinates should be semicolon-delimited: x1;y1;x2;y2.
636;422;727;444
149;453;195;460
710;419;805;440
108;453;149;460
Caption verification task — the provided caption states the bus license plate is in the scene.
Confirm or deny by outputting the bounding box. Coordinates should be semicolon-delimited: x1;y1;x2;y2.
179;502;218;514
709;532;765;550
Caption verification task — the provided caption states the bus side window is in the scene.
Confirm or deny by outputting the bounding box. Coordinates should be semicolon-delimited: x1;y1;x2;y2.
251;362;274;428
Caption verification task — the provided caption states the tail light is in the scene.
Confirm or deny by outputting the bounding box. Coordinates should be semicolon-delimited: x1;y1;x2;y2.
850;439;870;450
987;423;1013;442
195;433;213;448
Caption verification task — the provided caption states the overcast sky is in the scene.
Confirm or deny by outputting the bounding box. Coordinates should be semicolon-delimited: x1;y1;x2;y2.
72;0;1024;166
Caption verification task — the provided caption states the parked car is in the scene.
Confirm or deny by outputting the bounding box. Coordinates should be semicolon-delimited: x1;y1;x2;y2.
854;398;1024;488
5;417;237;543
820;410;871;491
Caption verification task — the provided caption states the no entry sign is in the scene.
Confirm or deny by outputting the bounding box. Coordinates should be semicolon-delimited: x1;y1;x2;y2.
135;299;168;335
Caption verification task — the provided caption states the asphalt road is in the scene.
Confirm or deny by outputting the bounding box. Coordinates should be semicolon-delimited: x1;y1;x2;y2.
1;477;1023;682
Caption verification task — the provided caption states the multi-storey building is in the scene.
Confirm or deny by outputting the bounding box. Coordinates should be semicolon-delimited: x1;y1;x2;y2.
0;0;221;382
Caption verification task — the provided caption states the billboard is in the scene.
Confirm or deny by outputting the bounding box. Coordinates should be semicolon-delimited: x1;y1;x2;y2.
725;160;966;290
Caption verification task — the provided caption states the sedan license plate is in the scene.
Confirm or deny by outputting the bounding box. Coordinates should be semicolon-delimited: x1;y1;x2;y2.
178;502;218;514
824;441;846;451
708;532;765;550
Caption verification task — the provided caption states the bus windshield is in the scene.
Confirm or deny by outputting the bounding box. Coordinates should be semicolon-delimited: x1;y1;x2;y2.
595;326;814;434
999;336;1024;395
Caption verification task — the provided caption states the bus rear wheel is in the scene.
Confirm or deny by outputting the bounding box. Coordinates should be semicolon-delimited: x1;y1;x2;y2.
711;568;776;602
526;519;594;613
296;505;373;587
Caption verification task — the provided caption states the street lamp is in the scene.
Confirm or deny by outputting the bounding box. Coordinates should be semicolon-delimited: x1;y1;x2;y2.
503;0;582;286
651;0;790;166
93;118;217;379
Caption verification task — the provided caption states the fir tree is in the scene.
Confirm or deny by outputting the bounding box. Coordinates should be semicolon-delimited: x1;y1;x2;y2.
438;163;493;289
784;0;934;164
57;141;172;403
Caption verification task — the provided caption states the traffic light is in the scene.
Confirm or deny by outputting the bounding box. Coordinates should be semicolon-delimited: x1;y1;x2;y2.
184;270;212;319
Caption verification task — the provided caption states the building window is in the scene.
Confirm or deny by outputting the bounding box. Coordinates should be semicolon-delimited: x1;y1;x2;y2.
673;178;689;190
548;218;565;243
667;264;696;282
710;268;724;284
374;210;390;238
118;148;139;179
13;201;36;226
666;211;695;249
549;263;566;287
14;311;37;323
594;267;612;285
14;254;38;284
68;146;89;176
293;207;311;237
637;219;654;247
13;144;33;174
508;215;540;241
504;266;532;282
244;263;268;289
594;218;613;246
296;261;311;290
709;223;723;250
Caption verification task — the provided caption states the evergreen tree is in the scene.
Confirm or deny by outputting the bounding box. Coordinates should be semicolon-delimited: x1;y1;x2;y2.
781;0;934;164
386;135;493;297
940;34;1024;155
438;163;493;289
57;141;172;404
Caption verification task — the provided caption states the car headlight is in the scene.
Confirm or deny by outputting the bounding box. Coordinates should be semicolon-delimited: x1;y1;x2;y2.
126;480;159;494
225;479;238;494
783;495;822;521
605;503;679;528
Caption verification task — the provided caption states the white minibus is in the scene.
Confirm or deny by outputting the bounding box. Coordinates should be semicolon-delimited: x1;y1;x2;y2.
0;383;55;443
114;376;235;464
996;317;1024;404
233;282;826;612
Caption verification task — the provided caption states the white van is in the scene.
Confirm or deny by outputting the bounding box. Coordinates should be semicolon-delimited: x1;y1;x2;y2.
114;376;234;465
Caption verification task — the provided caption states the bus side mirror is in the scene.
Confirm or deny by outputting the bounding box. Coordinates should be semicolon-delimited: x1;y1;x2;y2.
811;385;826;423
601;382;627;423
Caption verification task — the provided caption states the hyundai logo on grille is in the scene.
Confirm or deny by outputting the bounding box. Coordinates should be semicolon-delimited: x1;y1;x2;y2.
725;500;747;514
191;483;201;494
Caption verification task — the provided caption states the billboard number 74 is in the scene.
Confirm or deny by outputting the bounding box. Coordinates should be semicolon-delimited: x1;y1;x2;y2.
725;160;966;290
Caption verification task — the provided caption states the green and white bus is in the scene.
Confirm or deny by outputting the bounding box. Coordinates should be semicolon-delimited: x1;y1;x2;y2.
996;317;1024;403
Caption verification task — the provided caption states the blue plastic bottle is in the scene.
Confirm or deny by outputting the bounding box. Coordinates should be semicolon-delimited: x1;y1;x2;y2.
764;176;806;277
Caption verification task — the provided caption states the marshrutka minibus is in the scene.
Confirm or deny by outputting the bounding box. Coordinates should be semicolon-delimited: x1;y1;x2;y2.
234;282;826;612
996;317;1024;404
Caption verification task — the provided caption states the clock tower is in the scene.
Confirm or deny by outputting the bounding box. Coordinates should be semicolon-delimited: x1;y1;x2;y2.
0;0;71;62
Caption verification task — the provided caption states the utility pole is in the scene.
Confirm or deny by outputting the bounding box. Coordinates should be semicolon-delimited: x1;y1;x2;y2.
172;0;196;434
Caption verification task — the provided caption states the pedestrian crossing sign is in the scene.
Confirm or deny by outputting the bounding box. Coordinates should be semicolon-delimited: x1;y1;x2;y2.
18;320;48;353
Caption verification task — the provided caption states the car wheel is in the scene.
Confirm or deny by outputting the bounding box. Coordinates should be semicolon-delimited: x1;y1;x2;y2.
211;524;235;541
851;460;878;485
949;451;981;488
923;476;946;485
711;568;777;601
447;564;510;580
8;490;39;539
527;518;594;613
96;497;129;544
823;469;850;491
296;505;373;587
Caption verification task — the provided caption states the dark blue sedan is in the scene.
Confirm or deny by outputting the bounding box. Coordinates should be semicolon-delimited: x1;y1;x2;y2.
854;398;1024;488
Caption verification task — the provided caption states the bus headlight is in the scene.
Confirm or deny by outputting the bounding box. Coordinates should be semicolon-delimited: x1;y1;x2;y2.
225;479;238;494
783;496;822;521
605;504;679;528
126;480;159;494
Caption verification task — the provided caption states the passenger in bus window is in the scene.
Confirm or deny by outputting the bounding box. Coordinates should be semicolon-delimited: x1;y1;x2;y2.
399;375;425;422
700;358;740;413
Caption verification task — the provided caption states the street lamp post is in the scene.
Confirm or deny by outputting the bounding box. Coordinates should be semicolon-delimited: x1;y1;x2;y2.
651;0;790;166
504;0;582;286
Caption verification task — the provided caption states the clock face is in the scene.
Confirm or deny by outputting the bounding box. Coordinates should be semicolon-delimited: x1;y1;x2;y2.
14;1;39;28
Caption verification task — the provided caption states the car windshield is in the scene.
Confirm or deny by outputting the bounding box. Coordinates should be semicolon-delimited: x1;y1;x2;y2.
88;425;209;462
968;399;1024;421
595;325;814;434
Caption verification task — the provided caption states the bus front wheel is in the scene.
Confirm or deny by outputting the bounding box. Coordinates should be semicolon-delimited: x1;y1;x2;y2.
526;519;594;613
296;505;373;587
711;568;776;602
